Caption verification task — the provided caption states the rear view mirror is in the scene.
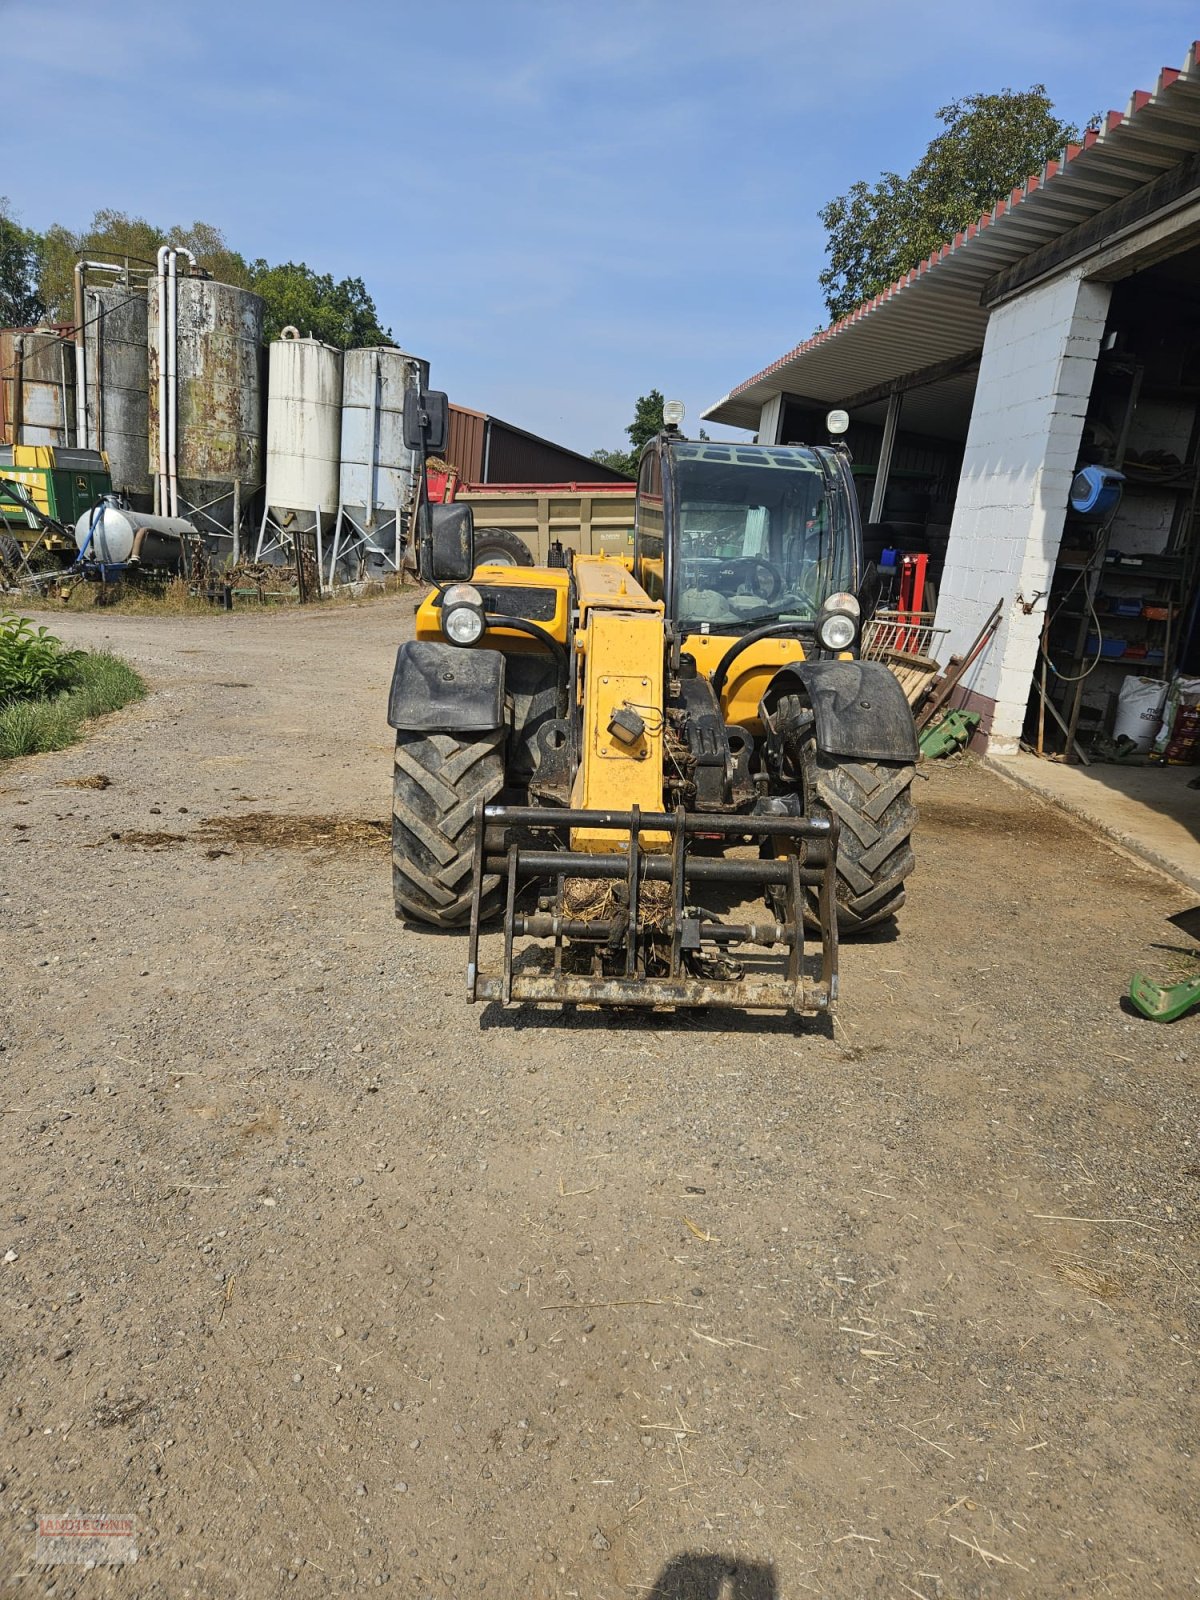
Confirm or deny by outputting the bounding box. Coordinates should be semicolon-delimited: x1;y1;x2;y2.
421;502;475;583
403;389;449;454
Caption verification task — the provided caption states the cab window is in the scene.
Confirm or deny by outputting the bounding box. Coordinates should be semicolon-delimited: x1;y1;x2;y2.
635;450;664;601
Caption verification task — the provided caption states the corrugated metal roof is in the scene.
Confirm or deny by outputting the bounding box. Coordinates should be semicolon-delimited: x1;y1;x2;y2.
704;43;1200;430
447;404;486;480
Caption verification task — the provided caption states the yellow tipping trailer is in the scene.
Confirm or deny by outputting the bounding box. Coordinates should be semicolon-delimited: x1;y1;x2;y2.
447;480;635;565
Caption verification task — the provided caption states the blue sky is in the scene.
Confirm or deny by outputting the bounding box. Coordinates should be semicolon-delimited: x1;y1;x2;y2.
5;0;1195;456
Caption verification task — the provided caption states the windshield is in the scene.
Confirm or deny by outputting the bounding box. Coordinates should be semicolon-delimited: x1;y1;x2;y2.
672;443;855;631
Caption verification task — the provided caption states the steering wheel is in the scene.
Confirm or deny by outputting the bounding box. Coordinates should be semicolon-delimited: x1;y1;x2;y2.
720;557;783;602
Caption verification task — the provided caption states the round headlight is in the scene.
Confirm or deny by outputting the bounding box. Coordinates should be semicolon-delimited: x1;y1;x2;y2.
443;583;483;610
444;603;484;645
818;611;857;652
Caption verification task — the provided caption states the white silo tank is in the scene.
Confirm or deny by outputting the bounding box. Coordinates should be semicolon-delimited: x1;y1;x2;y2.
333;346;428;574
265;328;343;535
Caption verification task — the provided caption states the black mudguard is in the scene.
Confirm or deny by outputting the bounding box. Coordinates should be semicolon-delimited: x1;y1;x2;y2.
761;658;919;763
387;641;506;733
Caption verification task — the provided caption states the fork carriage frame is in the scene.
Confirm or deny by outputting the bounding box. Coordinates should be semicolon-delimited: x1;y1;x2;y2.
467;803;839;1014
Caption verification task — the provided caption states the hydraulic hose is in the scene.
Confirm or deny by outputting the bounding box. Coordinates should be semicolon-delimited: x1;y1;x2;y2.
709;622;811;700
482;613;569;716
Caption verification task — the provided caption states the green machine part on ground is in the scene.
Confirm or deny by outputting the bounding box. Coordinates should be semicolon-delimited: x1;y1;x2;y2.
0;444;113;552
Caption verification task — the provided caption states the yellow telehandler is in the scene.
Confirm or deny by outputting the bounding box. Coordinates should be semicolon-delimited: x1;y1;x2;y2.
387;394;917;1015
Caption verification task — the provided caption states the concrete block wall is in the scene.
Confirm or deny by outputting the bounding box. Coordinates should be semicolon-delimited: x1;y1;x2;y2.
934;272;1112;750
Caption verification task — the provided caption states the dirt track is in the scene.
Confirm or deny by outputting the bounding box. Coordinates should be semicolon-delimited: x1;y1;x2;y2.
1;597;1196;1599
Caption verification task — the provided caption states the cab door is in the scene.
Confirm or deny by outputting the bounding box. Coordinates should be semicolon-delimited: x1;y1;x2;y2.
633;447;664;601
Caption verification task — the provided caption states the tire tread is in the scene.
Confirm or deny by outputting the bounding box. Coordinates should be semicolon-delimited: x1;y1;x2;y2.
391;727;504;927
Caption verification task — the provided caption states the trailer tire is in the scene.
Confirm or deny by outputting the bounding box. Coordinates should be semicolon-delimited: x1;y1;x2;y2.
473;528;534;568
773;692;916;934
392;726;505;927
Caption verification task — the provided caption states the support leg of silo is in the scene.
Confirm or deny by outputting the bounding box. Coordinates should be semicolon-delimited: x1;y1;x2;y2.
330;507;343;586
232;480;241;565
315;508;325;596
394;488;401;579
255;503;270;563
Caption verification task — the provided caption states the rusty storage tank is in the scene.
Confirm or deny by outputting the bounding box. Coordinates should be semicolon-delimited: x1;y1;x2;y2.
82;285;152;509
265;328;343;535
148;275;264;540
0;326;76;447
336;346;428;567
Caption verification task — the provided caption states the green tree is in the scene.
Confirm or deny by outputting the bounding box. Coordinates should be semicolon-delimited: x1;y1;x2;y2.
35;210;391;349
590;446;635;475
0;199;45;325
249;261;392;348
37;209;252;319
818;87;1079;321
592;389;666;477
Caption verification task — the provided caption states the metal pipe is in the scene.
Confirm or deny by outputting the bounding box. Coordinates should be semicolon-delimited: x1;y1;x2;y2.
74;261;87;447
12;337;23;445
156;247;169;513
365;350;378;527
59;332;70;445
157;245;196;520
485;852;828;887
515;914;793;946
92;317;102;456
482;804;831;838
167;251;178;516
868;390;902;523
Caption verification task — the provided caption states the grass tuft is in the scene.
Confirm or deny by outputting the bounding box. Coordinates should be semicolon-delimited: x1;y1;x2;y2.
0;650;146;760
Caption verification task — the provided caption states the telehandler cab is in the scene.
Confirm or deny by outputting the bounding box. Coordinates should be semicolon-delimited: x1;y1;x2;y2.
387;393;918;1016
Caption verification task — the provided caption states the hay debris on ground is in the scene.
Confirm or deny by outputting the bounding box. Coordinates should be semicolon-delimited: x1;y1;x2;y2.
1053;1258;1125;1300
59;773;112;789
198;814;389;851
110;814;389;853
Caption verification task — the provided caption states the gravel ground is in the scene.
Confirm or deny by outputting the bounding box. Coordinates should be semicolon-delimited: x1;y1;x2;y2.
0;597;1196;1599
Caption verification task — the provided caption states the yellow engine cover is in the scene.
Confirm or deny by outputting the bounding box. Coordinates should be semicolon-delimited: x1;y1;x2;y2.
569;609;669;852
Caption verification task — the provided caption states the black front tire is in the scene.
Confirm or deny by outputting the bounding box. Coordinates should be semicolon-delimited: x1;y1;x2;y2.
775;693;917;933
391;727;504;926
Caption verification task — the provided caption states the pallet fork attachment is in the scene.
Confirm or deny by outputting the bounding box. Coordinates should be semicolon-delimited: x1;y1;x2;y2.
467;804;839;1015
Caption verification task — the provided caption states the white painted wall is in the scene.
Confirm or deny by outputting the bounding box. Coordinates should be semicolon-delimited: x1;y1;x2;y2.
934;272;1112;750
758;394;783;446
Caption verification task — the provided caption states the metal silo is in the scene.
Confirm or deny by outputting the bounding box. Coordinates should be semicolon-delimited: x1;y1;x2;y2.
0;326;76;447
333;346;428;578
262;328;343;550
148;265;264;548
81;283;152;509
